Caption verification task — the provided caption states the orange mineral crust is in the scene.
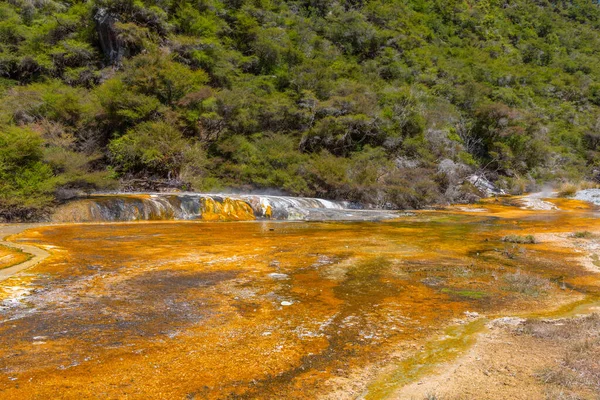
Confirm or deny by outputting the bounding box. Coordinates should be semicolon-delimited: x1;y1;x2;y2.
1;200;599;399
0;244;29;270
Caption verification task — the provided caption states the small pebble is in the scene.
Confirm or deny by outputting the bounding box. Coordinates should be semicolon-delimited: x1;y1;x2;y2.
269;273;289;280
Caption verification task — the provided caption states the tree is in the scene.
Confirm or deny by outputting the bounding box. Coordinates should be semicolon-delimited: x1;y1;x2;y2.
109;121;207;181
0;126;55;218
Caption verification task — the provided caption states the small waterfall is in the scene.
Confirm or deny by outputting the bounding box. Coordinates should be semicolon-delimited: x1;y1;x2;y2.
51;193;353;223
241;195;349;220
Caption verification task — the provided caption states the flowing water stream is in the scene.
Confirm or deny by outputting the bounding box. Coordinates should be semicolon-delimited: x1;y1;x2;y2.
0;195;599;399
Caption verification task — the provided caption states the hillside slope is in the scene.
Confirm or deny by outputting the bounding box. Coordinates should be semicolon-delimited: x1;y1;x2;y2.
1;0;600;220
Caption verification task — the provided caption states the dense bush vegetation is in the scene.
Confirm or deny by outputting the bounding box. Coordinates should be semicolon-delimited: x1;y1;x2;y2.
1;0;600;219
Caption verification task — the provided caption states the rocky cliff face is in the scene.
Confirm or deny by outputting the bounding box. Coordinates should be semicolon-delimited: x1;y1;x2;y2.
94;8;124;65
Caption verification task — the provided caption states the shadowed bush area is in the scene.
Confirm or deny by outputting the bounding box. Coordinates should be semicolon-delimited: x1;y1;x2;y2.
1;0;600;219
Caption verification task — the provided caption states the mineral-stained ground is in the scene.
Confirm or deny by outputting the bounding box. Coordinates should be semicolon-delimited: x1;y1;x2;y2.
0;197;599;399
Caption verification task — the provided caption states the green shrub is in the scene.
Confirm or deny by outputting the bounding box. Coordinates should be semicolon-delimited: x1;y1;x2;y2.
216;133;310;194
0;126;56;218
121;52;209;106
109;121;207;180
94;78;162;132
569;231;593;239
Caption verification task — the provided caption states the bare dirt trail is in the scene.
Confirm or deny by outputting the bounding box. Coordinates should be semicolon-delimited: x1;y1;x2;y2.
0;224;49;282
392;304;600;400
389;229;600;400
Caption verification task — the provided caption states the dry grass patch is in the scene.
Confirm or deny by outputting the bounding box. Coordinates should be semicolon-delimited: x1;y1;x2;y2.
557;183;579;198
557;181;600;198
502;270;551;296
521;314;600;398
543;387;586;400
502;234;537;244
501;243;526;259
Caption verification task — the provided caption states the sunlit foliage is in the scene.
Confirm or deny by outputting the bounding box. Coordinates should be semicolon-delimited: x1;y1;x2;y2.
1;0;600;219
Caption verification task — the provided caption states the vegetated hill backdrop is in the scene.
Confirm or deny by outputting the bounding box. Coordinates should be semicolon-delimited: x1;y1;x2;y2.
1;0;600;220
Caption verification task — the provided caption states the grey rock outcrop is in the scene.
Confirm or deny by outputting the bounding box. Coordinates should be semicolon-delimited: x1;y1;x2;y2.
466;174;506;197
95;8;124;65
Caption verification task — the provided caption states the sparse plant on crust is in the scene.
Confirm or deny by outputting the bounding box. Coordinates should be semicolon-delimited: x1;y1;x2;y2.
569;231;593;239
502;234;537;244
502;270;551;296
